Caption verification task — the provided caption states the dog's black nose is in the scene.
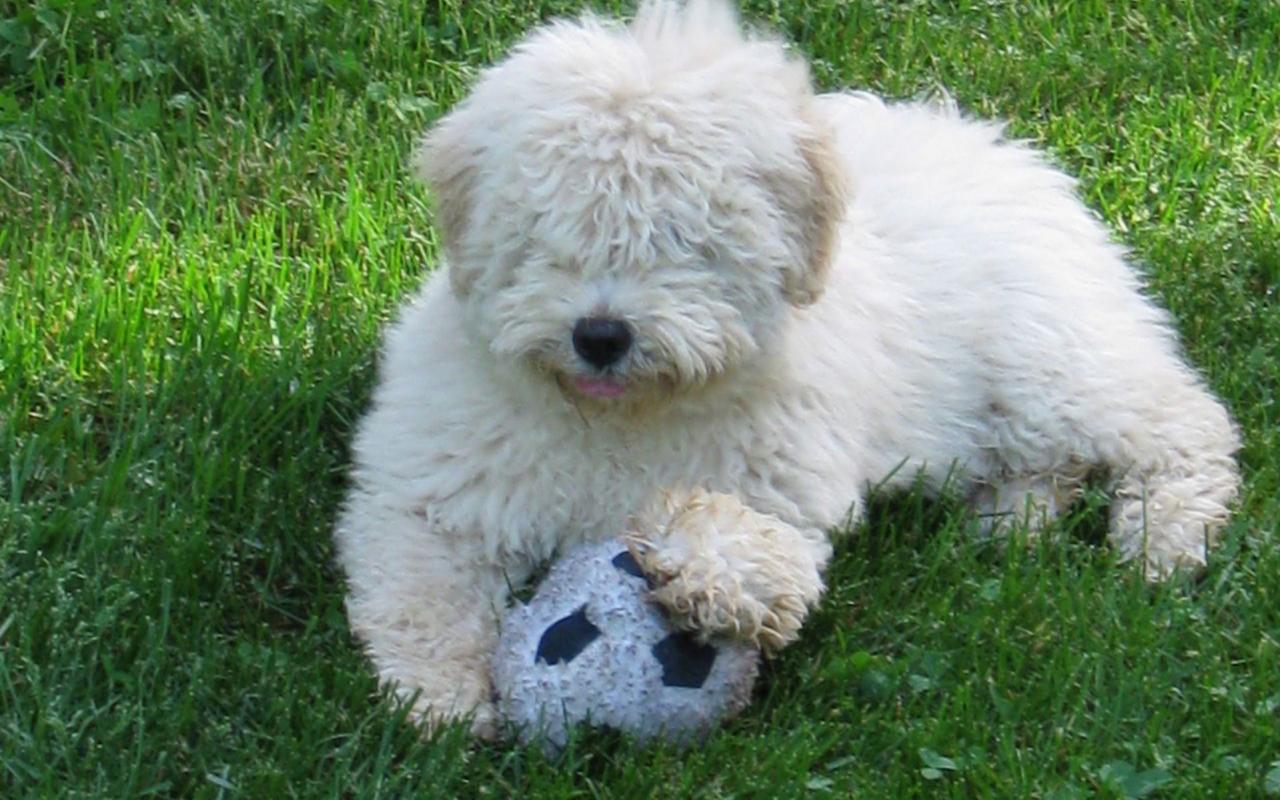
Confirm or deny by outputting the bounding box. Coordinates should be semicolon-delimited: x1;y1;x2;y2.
572;317;632;369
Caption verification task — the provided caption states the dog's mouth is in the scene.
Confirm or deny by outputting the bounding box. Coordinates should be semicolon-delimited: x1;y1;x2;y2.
532;352;636;402
572;375;629;399
551;366;684;408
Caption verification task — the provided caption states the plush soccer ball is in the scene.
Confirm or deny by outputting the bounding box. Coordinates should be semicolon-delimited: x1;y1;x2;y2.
492;537;760;750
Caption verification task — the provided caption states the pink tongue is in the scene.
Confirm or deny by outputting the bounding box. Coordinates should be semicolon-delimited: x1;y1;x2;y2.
574;377;627;398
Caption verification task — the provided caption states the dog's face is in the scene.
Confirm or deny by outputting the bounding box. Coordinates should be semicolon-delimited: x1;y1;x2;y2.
415;1;846;406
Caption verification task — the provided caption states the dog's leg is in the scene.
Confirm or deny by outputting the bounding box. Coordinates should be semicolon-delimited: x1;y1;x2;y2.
970;469;1087;539
1110;457;1239;579
626;489;830;653
337;498;506;738
1094;371;1240;579
1104;390;1240;578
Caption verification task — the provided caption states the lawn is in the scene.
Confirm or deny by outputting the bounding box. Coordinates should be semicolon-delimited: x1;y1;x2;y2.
2;0;1279;797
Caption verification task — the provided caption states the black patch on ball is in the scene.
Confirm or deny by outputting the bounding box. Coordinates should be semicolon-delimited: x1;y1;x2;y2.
535;605;600;665
611;551;646;580
652;632;717;688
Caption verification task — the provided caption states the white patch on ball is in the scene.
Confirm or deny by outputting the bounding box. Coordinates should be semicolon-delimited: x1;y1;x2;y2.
492;538;760;750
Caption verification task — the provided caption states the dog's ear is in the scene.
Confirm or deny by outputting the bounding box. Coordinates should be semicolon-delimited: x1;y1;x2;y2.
411;110;483;297
780;119;848;307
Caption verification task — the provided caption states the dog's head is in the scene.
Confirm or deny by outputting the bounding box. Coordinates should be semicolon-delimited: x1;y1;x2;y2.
414;0;847;406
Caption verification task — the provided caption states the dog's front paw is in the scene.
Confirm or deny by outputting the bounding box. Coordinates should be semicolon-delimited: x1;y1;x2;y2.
627;489;825;653
395;673;500;741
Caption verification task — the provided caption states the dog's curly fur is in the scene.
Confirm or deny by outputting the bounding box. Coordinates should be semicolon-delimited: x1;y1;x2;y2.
335;0;1240;737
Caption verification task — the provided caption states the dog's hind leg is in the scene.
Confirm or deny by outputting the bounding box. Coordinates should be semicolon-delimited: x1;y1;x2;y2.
1104;400;1240;579
978;333;1239;578
1090;369;1240;579
970;468;1089;540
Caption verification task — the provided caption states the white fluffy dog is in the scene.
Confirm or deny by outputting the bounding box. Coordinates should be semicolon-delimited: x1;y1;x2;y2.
336;0;1240;737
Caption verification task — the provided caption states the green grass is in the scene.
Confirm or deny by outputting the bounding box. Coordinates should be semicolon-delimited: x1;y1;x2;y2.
2;0;1279;796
